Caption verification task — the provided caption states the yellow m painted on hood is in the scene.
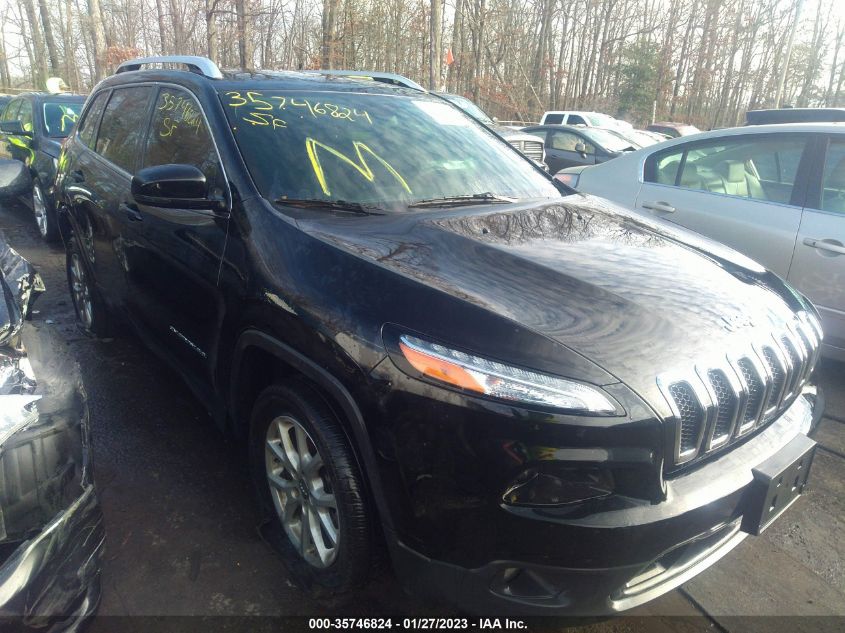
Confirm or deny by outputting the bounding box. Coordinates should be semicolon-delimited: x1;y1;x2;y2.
305;137;412;197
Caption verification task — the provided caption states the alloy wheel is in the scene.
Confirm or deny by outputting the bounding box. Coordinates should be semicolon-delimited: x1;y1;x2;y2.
265;415;341;568
32;183;48;238
69;252;93;329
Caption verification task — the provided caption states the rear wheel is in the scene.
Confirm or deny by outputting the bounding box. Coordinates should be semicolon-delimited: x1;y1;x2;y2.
250;382;370;595
66;238;110;336
32;179;58;242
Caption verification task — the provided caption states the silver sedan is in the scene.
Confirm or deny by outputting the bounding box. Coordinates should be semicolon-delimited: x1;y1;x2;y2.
557;122;845;361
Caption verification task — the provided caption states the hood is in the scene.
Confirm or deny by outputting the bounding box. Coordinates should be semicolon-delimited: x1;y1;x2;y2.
301;196;813;411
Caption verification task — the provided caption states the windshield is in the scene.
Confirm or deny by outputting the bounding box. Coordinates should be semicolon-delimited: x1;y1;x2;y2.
439;94;495;126
42;101;82;138
587;128;639;152
220;90;559;210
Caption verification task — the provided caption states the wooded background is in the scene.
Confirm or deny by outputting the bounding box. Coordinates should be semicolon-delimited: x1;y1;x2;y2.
0;0;843;127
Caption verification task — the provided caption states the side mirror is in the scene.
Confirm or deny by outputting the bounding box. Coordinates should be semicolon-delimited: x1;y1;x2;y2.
574;142;587;156
0;121;31;137
131;164;223;211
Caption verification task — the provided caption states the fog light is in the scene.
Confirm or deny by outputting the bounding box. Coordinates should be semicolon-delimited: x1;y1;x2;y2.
503;467;613;506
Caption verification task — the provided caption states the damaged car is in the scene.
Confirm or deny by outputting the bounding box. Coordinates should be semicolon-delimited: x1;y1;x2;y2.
0;232;103;630
56;56;822;615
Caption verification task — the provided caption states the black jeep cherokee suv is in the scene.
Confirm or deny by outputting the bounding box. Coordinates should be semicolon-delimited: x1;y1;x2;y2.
56;56;823;615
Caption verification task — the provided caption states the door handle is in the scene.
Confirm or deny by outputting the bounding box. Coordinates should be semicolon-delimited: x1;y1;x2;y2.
69;170;85;183
803;237;845;255
120;203;143;222
641;201;676;213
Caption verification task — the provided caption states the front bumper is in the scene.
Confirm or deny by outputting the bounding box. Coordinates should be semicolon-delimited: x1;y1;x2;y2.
389;391;819;615
0;484;104;630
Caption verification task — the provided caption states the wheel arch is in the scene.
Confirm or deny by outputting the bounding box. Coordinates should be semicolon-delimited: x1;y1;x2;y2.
230;328;396;534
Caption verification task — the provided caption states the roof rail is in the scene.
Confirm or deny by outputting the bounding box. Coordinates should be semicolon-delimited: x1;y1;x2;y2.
116;56;223;80
307;70;426;92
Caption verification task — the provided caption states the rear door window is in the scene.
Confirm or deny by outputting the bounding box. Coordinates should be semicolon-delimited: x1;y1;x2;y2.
2;99;20;122
17;100;33;133
77;92;109;149
96;87;153;172
645;136;807;205
544;113;564;125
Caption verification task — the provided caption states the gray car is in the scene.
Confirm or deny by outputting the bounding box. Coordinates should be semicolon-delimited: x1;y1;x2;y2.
558;123;845;361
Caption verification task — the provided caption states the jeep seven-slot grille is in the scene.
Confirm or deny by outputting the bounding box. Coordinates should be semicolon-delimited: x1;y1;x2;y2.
659;313;821;469
736;358;765;432
707;369;736;444
668;383;703;455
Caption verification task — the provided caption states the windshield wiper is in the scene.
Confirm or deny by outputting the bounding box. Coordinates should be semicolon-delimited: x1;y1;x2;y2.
273;198;385;215
407;192;517;208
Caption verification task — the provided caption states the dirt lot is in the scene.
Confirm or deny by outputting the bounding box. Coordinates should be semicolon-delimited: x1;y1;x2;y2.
1;200;843;632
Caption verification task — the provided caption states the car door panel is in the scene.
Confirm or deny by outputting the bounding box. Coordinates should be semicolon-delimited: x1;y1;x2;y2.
788;136;845;355
636;134;811;278
65;150;132;310
70;86;154;311
635;184;802;276
122;86;230;386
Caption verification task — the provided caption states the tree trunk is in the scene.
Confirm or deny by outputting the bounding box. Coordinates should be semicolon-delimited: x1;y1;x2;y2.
235;0;254;70
322;0;339;68
429;0;442;89
21;0;49;87
86;0;107;81
154;0;168;55
206;0;219;63
447;0;463;91
0;17;10;89
36;0;60;76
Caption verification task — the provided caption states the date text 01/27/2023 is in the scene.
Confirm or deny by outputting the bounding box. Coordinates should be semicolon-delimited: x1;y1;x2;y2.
307;619;528;630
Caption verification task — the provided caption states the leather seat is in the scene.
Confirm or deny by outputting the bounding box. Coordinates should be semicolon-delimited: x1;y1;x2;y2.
679;163;702;189
716;160;765;199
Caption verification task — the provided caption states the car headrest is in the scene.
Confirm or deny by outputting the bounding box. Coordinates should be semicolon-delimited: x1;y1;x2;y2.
719;160;745;183
679;163;699;187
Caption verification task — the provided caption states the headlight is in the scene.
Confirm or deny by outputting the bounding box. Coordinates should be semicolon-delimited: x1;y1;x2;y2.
398;334;617;413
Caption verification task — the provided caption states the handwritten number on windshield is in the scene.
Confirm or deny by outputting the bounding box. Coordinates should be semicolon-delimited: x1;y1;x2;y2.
224;91;372;126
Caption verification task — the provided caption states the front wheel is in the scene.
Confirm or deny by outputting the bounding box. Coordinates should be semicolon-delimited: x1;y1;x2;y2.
250;382;371;595
32;179;59;242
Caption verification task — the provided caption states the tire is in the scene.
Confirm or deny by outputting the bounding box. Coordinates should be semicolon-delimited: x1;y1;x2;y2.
66;237;110;337
249;382;371;596
32;179;59;242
